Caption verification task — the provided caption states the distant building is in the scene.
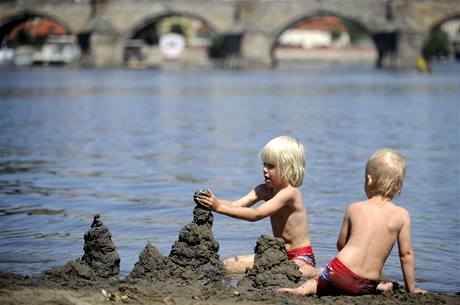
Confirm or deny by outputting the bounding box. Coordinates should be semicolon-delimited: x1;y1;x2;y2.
32;35;81;65
278;16;350;49
1;17;80;66
8;17;68;39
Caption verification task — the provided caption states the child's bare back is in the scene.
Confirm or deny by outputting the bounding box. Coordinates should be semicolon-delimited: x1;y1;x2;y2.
336;197;411;281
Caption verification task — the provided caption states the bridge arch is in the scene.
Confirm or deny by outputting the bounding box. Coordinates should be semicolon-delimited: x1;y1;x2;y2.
126;12;221;41
426;13;460;34
122;11;222;67
421;13;460;61
0;11;83;66
0;11;76;44
269;11;376;68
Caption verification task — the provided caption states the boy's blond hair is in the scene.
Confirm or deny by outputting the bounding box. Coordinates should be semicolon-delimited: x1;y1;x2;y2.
365;148;406;199
259;136;305;187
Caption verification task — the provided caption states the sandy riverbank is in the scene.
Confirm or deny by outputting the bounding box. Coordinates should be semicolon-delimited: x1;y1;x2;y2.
1;271;458;305
1;201;458;305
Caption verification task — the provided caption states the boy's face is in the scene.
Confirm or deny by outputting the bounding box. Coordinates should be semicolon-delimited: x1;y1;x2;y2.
263;162;284;189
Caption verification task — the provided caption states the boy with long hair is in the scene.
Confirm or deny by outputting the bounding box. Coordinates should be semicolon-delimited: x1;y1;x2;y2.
195;136;316;278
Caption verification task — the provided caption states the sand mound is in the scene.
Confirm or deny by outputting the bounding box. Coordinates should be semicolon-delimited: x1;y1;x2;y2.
127;205;229;287
42;214;120;281
237;235;302;291
127;243;167;280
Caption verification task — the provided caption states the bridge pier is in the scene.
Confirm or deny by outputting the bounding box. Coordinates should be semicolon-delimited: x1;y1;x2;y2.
90;33;124;67
374;31;425;70
240;32;273;68
394;31;426;69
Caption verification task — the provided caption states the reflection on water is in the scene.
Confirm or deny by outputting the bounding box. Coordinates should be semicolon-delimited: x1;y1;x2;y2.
0;65;459;293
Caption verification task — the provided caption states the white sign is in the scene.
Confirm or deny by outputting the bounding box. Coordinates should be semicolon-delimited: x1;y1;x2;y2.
159;33;186;60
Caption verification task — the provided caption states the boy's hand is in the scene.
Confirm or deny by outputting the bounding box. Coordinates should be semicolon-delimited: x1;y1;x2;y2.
194;189;220;211
193;189;211;206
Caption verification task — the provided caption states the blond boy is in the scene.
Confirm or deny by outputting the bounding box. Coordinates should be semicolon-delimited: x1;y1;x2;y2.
194;136;316;277
278;149;426;296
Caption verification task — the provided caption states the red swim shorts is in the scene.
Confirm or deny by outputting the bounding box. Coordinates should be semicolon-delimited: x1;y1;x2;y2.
317;257;379;296
286;246;316;267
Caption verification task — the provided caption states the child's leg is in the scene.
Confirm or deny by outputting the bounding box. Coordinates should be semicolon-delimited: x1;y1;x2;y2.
277;278;318;295
223;254;255;274
293;261;321;279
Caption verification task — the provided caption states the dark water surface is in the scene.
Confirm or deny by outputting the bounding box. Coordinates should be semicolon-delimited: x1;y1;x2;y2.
0;65;459;293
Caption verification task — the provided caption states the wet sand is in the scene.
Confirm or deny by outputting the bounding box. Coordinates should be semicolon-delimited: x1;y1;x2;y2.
1;269;458;305
1;200;458;305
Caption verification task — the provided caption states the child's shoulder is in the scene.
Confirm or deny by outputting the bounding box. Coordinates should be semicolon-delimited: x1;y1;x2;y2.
346;200;367;210
346;199;405;211
391;204;410;219
383;200;409;216
284;184;302;195
276;185;301;199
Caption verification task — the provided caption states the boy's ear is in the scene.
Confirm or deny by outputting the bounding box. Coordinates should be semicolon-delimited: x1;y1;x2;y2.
366;175;373;186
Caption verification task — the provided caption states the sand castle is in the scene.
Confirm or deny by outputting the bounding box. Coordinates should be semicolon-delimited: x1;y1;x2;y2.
4;190;303;292
43;214;120;281
127;204;229;286
237;234;303;291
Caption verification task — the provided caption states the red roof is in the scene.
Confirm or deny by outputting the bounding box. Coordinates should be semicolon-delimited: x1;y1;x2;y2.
293;16;347;32
10;18;68;38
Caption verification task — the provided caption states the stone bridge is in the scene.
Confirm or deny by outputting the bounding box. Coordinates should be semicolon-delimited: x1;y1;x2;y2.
0;0;459;69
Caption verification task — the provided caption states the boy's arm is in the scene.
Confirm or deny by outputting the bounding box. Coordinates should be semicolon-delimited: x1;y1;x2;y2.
215;191;257;208
197;187;293;222
230;184;272;207
397;208;419;293
195;184;271;208
336;205;352;251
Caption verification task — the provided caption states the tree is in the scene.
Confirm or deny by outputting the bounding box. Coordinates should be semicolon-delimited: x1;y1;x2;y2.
170;24;185;36
330;28;341;42
422;29;450;61
16;28;32;46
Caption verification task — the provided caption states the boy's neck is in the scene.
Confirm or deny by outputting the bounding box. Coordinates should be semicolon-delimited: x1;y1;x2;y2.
272;182;291;194
367;195;393;205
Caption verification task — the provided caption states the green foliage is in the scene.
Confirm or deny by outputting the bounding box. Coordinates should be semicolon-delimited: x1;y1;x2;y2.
13;28;32;46
139;26;159;45
170;24;185;36
6;26;47;48
330;28;341;41
15;28;32;45
343;20;369;44
208;37;225;58
422;29;450;61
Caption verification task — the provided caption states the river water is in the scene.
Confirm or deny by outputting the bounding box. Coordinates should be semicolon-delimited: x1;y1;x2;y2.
0;64;459;293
